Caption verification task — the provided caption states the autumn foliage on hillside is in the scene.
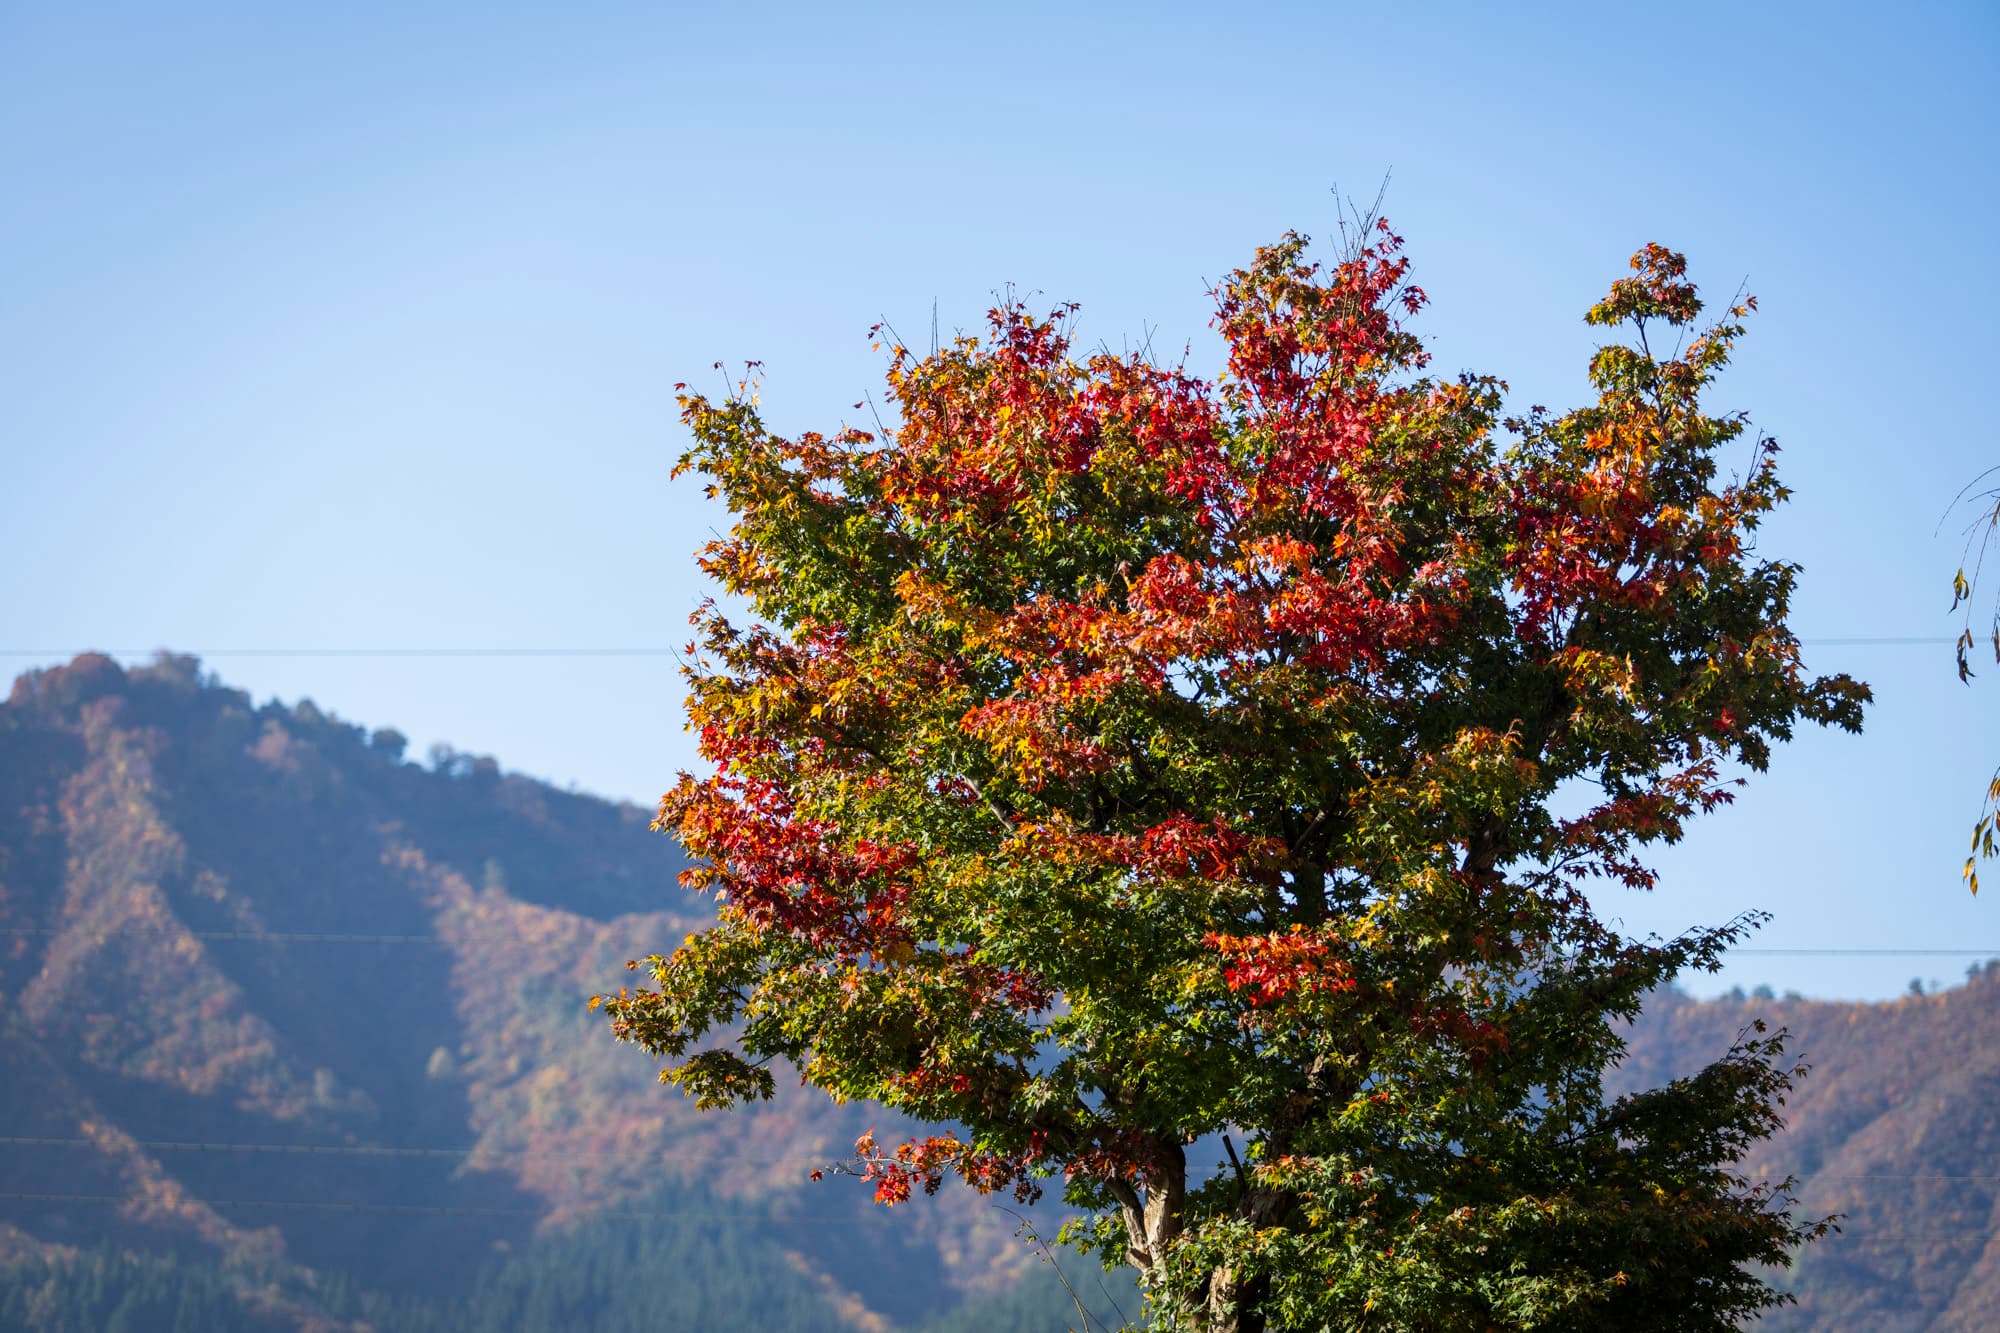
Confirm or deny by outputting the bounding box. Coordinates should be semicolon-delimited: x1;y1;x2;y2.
602;223;1868;1329
0;654;1036;1330
1615;973;2000;1331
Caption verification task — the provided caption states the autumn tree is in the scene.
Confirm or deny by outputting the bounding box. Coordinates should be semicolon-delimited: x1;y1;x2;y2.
600;223;1868;1330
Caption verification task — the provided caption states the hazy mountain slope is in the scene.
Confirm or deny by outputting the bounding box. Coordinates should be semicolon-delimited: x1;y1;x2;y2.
1614;975;2000;1330
0;654;1028;1329
6;652;1996;1329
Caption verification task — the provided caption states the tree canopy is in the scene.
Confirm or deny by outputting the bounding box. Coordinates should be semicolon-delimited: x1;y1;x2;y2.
601;221;1868;1330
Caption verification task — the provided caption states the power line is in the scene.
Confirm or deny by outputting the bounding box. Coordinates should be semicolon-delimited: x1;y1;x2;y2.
0;1192;890;1226
3;1137;1992;1183
7;929;1999;959
1;929;449;945
0;1137;825;1165
0;649;686;659
0;1192;1972;1243
1809;1174;2000;1182
1733;948;2000;957
1817;1232;2000;1242
0;637;1961;659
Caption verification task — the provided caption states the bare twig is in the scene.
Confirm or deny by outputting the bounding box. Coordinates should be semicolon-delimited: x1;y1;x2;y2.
995;1204;1103;1333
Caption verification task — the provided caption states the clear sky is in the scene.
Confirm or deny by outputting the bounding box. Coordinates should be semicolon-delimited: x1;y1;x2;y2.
3;2;1995;999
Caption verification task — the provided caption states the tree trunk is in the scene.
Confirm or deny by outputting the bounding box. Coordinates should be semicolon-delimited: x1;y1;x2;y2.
1201;1179;1285;1333
1110;1143;1290;1332
1204;1263;1268;1333
1110;1141;1189;1318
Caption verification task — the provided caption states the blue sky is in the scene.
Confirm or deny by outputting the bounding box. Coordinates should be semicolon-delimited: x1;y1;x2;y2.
3;2;1995;998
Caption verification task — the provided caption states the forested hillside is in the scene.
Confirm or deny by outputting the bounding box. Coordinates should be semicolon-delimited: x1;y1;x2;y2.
0;653;1989;1329
1611;977;2000;1331
0;653;1095;1330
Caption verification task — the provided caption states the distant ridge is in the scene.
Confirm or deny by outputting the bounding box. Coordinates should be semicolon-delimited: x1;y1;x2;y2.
1611;980;2000;1331
0;654;1041;1330
0;653;1990;1329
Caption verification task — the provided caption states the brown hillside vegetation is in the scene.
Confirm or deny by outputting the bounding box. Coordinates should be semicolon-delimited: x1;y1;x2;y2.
0;652;1990;1329
0;654;1031;1329
1615;978;2000;1330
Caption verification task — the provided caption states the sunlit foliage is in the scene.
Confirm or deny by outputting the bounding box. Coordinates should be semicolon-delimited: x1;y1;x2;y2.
604;223;1868;1330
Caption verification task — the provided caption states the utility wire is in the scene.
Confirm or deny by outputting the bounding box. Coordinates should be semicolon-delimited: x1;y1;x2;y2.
5;929;1996;958
0;1192;1972;1243
1732;948;2000;957
0;929;450;945
0;637;1961;658
2;1137;1993;1183
0;649;686;658
0;1192;890;1225
0;1137;826;1165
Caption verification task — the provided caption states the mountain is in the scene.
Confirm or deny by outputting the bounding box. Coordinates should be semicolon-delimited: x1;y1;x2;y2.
0;652;1992;1329
0;653;1103;1331
1609;978;2000;1331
